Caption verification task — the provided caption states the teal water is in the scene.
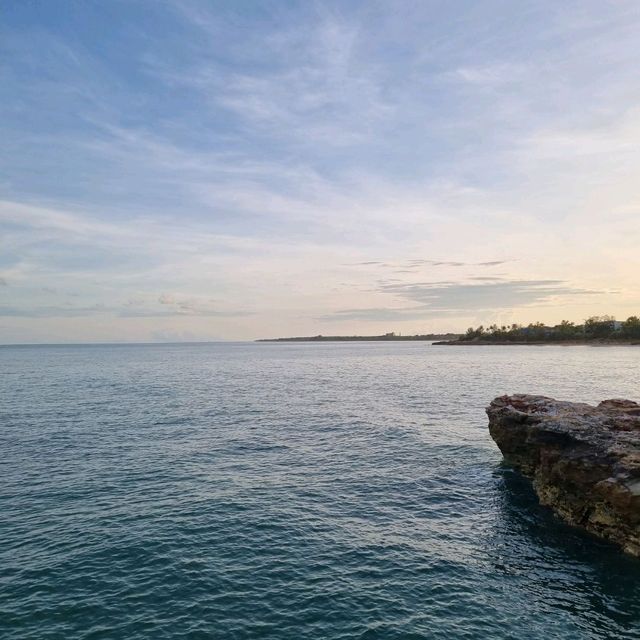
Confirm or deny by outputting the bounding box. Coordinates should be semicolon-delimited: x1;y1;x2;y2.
1;342;640;639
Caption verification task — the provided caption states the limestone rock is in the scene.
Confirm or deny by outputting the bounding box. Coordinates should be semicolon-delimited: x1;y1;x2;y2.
487;394;640;555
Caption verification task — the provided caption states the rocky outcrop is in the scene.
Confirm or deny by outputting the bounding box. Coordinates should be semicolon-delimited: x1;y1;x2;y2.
487;394;640;555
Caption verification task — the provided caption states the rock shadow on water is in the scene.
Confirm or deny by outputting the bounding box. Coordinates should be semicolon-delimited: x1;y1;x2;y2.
490;465;640;635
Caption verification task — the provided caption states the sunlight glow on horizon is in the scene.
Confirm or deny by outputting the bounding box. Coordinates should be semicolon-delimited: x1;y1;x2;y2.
1;1;639;342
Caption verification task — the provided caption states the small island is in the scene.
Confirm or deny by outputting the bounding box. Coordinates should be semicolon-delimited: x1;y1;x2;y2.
257;332;461;342
434;315;640;345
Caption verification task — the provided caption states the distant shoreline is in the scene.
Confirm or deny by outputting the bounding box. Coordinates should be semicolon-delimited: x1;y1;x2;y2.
432;339;640;346
257;334;461;342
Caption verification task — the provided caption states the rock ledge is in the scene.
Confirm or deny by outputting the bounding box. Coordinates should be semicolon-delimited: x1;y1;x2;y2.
487;394;640;555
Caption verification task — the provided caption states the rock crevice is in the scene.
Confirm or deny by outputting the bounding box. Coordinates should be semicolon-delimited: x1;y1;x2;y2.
487;394;640;555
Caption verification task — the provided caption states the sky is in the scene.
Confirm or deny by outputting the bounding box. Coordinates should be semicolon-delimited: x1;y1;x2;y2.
1;0;640;343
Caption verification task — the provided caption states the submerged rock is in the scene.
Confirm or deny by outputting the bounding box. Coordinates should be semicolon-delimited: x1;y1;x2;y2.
487;394;640;555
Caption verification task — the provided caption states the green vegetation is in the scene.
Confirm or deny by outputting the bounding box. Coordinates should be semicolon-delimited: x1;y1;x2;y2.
457;316;640;343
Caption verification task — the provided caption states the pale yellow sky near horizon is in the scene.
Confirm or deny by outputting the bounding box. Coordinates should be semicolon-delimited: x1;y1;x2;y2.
1;2;639;342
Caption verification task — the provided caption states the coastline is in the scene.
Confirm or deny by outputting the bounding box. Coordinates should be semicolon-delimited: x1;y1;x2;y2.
433;339;640;346
487;395;640;556
257;334;461;342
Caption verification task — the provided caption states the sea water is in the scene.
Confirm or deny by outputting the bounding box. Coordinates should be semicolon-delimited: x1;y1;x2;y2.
2;342;639;639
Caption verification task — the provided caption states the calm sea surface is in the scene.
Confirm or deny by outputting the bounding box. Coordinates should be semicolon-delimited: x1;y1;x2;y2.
2;342;640;639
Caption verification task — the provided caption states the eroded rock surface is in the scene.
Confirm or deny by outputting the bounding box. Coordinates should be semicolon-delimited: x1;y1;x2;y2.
487;394;640;555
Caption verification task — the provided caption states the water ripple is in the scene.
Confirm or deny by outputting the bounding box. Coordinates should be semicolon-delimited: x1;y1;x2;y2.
1;342;640;639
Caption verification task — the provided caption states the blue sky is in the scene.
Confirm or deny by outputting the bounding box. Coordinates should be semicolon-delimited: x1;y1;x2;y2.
2;0;639;342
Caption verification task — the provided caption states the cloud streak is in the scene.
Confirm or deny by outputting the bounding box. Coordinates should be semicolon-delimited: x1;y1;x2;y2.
320;280;610;322
346;259;512;269
0;304;254;319
0;2;639;341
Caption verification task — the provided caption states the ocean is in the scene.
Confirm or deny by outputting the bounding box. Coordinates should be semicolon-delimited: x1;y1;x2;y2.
2;342;639;639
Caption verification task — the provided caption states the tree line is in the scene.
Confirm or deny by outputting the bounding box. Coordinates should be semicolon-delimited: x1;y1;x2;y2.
460;315;640;342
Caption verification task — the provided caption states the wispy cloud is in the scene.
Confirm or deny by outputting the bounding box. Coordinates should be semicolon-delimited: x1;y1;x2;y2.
118;308;254;318
0;305;110;318
320;280;610;322
448;63;528;87
0;302;254;319
346;259;511;269
1;1;639;341
156;6;392;146
378;279;605;308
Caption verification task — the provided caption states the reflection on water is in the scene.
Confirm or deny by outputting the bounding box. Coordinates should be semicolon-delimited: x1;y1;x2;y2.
491;467;640;635
1;342;639;639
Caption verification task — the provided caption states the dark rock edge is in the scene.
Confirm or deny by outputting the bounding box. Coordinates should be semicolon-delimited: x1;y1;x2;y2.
487;394;640;555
